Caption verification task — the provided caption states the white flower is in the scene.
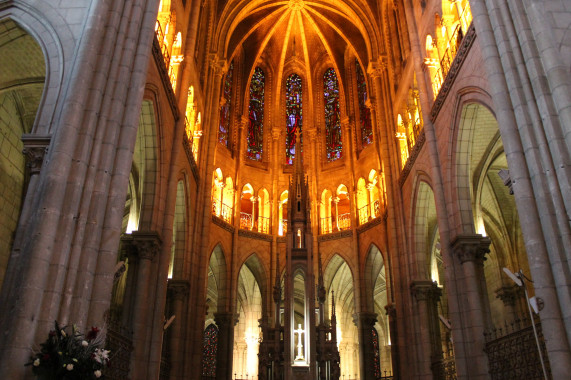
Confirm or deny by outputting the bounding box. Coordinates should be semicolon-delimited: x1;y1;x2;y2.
94;348;110;364
82;340;89;347
66;363;74;371
94;370;102;378
33;358;40;367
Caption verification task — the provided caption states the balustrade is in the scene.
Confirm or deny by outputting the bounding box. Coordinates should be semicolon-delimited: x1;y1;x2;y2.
320;216;333;235
337;213;351;230
357;205;370;225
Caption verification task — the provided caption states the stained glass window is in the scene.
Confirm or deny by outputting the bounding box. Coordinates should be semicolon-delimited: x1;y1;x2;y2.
356;60;373;146
324;68;342;161
218;60;234;147
202;324;218;378
372;328;381;379
247;67;265;160
285;74;302;165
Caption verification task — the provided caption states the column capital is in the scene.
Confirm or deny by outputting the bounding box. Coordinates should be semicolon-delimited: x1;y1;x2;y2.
209;55;226;76
131;231;162;261
168;279;190;300
22;134;51;175
367;57;388;78
451;234;491;264
384;303;396;319
410;280;441;302
352;312;377;328
214;311;239;327
495;284;522;307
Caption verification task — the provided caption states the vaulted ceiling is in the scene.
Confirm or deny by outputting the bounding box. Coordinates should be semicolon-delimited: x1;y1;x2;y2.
215;0;384;94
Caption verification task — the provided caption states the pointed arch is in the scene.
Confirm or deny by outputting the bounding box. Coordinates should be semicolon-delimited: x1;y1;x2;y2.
207;244;228;314
169;179;187;279
134;98;159;231
0;18;47;287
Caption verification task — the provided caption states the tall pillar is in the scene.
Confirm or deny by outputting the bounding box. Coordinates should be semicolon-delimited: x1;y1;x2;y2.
167;280;189;380
353;312;377;380
384;304;399;380
129;231;162;380
451;234;491;379
411;280;443;380
215;312;236;380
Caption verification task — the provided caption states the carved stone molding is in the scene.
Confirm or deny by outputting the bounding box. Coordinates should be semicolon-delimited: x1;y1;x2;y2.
238;229;273;241
411;280;442;302
352;312;377;328
168;279;190;300
385;303;396;319
451;234;491;264
131;231;162;261
21;134;51;175
495;285;523;307
317;229;352;242
214;312;238;327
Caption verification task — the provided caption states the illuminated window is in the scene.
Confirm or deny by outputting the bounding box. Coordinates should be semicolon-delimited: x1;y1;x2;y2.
202;324;218;378
285;74;302;165
218;60;234;147
372;328;381;379
247;67;265;161
323;68;342;161
356;60;373;147
185;86;202;161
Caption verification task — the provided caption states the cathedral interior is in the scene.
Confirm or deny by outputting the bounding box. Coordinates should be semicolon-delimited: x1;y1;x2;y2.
0;0;570;379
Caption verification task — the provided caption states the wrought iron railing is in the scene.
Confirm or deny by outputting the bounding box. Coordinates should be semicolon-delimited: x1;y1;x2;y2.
320;216;333;234
337;213;351;230
212;199;233;223
240;212;253;230
154;21;171;68
484;317;551;380
358;205;370;225
258;216;270;234
104;319;133;380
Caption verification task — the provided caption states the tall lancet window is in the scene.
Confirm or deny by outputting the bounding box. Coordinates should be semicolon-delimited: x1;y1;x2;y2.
286;73;302;165
247;67;265;160
218;60;234;147
356;60;373;146
324;68;342;161
202;324;218;378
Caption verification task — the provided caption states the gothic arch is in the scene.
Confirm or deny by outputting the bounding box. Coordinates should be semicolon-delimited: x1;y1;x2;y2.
207;244;228;313
450;94;496;235
131;97;160;231
363;244;387;314
169;179;187;279
411;176;437;279
0;17;49;288
0;10;64;135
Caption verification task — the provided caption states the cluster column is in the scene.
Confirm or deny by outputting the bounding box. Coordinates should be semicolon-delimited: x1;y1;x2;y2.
451;234;491;379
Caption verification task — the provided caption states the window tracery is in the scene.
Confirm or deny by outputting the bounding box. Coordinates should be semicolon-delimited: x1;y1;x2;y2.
355;60;373;147
323;68;342;161
247;67;265;161
285;74;303;165
202;324;218;378
218;60;234;148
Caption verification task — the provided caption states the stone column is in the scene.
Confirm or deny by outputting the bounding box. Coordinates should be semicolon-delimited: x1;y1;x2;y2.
129;231;161;380
333;197;340;231
215;312;236;380
167;280;189;380
411;280;443;380
353;312;377;380
384;304;399;380
451;234;491;379
0;135;50;309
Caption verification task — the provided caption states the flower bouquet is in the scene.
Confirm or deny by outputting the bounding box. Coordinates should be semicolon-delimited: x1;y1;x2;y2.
27;321;110;380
